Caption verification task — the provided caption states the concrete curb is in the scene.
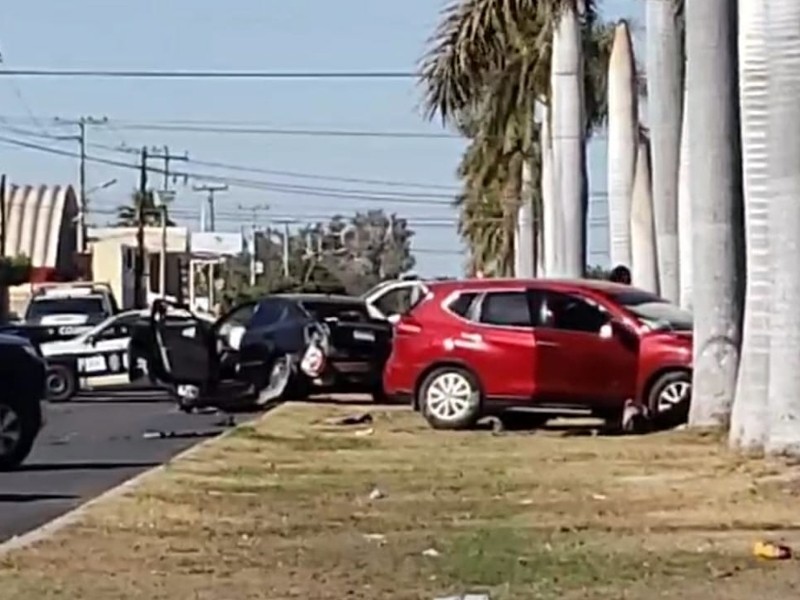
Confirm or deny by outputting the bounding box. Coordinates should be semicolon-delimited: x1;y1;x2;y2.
0;415;248;557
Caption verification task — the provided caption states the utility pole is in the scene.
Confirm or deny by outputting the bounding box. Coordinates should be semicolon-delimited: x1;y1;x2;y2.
272;218;297;278
239;204;269;286
192;183;227;232
0;174;6;257
149;145;189;192
148;146;188;298
54;116;108;253
135;146;148;309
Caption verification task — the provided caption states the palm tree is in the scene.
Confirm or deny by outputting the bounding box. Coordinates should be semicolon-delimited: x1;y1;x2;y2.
630;133;659;292
115;190;175;227
764;0;800;456
646;0;684;303
677;84;692;308
685;0;745;428
456;115;535;276
419;0;611;278
729;0;769;451
607;20;639;270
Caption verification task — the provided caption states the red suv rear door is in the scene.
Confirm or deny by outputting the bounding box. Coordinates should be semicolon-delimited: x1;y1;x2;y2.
454;290;536;399
530;289;638;407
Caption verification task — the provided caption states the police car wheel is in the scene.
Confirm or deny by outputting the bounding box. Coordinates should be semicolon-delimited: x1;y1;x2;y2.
46;365;77;403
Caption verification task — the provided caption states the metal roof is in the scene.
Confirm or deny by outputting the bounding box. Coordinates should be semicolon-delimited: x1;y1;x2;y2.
2;184;78;269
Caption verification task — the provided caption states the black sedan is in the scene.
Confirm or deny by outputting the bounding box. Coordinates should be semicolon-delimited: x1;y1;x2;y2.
130;294;393;411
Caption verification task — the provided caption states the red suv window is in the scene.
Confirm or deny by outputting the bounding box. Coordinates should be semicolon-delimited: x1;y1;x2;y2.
478;292;532;327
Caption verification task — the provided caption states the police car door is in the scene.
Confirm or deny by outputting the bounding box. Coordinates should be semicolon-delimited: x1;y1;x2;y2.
77;314;137;379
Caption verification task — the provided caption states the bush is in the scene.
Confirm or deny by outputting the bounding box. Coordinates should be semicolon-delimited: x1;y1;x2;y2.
0;256;32;286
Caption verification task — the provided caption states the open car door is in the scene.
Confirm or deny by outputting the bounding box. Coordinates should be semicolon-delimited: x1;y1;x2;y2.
133;299;316;411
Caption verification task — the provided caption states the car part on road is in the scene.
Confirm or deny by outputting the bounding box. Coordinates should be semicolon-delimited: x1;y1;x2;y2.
45;364;77;403
419;366;481;430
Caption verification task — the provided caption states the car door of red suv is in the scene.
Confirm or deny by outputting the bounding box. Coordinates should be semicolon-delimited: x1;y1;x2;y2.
531;289;638;408
456;290;536;400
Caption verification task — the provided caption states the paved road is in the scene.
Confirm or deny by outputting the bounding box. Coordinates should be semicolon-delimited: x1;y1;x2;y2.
0;390;250;544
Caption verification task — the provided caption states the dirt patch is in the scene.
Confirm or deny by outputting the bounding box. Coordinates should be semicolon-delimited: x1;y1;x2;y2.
0;403;799;599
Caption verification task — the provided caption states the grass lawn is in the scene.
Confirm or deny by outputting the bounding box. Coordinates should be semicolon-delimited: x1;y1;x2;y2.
2;400;800;599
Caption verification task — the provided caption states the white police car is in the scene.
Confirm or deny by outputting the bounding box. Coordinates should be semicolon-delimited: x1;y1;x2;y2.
39;309;145;402
40;307;216;402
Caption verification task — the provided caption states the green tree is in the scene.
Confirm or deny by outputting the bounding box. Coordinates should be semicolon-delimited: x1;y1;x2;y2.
115;190;176;227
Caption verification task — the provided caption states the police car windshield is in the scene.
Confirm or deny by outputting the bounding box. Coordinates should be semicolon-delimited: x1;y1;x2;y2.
26;297;105;319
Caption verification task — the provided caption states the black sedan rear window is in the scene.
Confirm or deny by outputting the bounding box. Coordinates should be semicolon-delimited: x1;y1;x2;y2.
301;301;369;322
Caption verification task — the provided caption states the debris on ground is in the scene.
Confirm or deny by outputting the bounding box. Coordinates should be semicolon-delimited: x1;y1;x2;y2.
214;415;237;427
362;533;387;544
422;547;441;557
368;487;385;500
753;541;792;560
325;413;373;426
591;493;608;501
354;427;374;437
142;429;226;440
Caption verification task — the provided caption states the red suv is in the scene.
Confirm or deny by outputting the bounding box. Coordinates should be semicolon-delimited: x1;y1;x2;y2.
383;278;693;430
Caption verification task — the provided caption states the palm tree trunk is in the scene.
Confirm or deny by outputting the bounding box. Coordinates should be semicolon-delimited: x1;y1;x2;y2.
685;0;746;428
646;0;683;302
515;160;535;277
764;0;800;456
677;84;693;309
630;135;659;292
608;21;639;270
540;105;561;276
730;0;770;452
551;1;586;277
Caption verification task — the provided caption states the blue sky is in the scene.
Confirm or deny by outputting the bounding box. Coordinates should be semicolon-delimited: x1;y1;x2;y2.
0;0;641;277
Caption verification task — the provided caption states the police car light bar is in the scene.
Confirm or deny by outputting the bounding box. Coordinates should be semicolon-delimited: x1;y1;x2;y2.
32;281;113;298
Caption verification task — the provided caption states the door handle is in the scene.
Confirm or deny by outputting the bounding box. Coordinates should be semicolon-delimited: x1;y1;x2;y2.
536;340;559;348
460;332;482;342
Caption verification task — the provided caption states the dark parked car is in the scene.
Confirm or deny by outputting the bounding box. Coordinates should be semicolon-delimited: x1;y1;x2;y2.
131;294;393;411
0;333;47;470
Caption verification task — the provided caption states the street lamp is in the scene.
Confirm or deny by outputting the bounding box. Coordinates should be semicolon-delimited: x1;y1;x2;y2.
85;178;117;196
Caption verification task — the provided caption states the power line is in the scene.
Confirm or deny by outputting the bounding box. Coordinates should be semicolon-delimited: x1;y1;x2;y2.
104;122;457;139
0;134;458;206
0;68;419;80
0;124;461;193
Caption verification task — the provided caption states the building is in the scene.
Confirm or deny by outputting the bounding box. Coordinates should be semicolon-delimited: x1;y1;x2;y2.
2;184;80;318
87;226;190;309
2;184;79;281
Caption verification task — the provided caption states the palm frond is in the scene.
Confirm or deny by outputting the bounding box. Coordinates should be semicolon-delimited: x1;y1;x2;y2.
418;0;538;123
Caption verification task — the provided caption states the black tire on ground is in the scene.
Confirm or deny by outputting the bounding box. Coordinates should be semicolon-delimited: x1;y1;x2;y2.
418;366;482;431
498;412;550;431
0;398;41;471
45;364;77;403
646;370;692;428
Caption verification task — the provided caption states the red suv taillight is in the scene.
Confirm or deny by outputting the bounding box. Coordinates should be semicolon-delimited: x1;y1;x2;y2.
396;315;423;335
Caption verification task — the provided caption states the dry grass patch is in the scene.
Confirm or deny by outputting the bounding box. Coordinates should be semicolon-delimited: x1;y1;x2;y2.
2;402;800;599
